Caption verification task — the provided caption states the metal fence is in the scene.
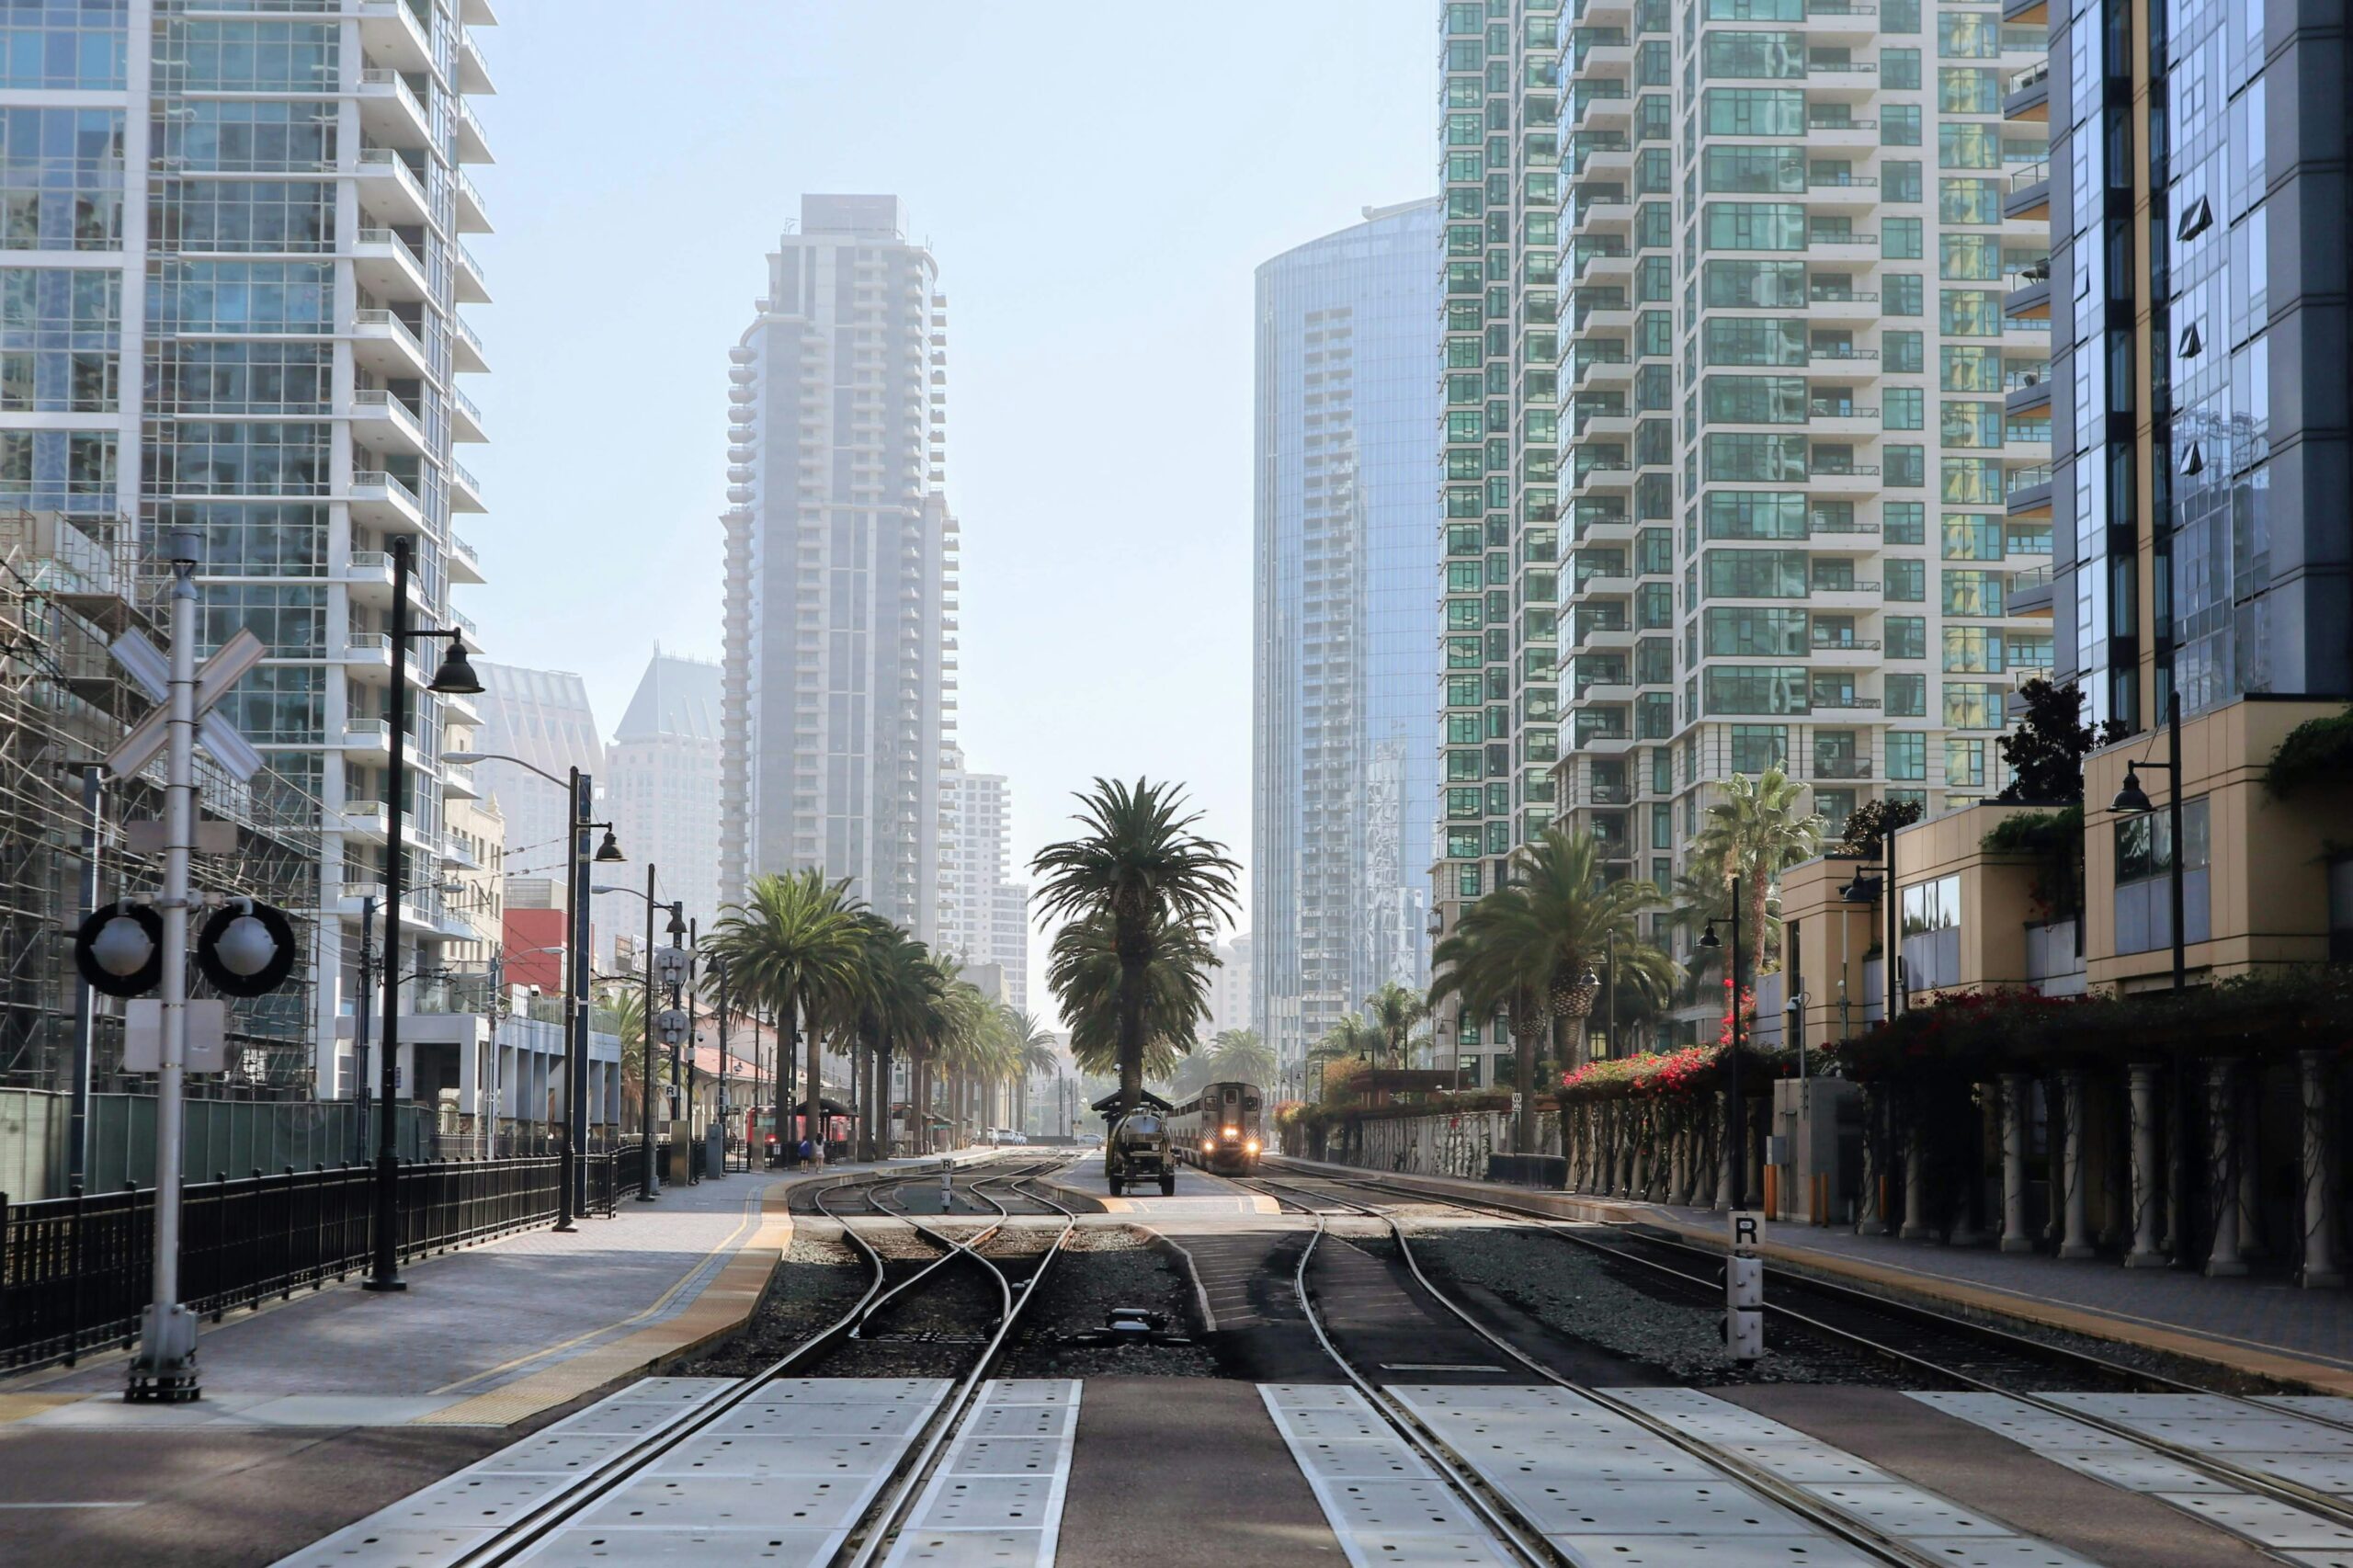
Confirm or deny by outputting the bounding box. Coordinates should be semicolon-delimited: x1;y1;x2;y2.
0;1150;639;1372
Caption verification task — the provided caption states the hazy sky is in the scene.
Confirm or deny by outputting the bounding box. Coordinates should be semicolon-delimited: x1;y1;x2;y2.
474;2;1433;1009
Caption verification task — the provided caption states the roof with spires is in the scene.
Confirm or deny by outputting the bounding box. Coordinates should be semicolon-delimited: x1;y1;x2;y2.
614;648;722;744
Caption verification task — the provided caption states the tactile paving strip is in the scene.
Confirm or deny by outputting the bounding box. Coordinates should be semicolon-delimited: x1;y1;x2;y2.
880;1380;1081;1567
1260;1383;1518;1568
269;1376;952;1568
1914;1390;2353;1558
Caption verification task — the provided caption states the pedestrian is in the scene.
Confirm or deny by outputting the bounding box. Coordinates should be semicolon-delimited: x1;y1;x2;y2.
798;1136;814;1170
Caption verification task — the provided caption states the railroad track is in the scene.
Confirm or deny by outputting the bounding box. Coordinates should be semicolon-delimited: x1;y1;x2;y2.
409;1156;1075;1568
1258;1164;2353;1551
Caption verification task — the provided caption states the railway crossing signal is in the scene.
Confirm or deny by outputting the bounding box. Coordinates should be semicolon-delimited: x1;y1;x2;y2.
195;897;299;997
73;901;163;997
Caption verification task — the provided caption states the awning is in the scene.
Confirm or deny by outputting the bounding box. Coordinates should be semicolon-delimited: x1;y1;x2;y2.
1089;1088;1174;1114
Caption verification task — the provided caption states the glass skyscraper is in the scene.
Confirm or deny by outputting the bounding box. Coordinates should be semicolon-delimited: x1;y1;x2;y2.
0;1;498;1091
1253;198;1442;1086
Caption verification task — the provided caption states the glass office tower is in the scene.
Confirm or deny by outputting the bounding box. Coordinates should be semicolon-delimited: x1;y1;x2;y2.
1254;199;1441;1088
0;1;498;1090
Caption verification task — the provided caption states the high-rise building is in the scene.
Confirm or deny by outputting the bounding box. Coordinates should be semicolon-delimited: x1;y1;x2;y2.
1555;0;2051;1027
1254;199;1443;1085
720;195;952;941
604;650;722;937
0;3;497;1092
2033;0;2348;725
472;662;603;897
1430;6;1566;1084
1209;934;1254;1039
938;742;1027;1012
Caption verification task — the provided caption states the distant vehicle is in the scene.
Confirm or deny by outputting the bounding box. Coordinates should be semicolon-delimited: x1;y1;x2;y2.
1170;1081;1265;1175
1104;1110;1176;1196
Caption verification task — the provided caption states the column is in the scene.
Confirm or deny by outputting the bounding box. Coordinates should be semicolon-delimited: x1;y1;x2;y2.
2058;1069;2095;1257
2205;1060;2248;1278
1900;1114;1931;1238
1670;1109;1690;1206
1949;1089;1987;1245
2125;1062;2166;1267
1999;1073;2033;1253
2299;1051;2344;1288
1631;1107;1652;1199
1856;1084;1888;1234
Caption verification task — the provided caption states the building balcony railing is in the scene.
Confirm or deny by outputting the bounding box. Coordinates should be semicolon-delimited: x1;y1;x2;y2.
1812;756;1875;779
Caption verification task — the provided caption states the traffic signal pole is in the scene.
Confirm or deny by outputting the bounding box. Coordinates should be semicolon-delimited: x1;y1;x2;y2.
128;529;203;1402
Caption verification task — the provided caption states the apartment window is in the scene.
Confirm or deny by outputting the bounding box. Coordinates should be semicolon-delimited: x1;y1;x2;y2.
1883;161;1923;203
1884;387;1924;429
1704;606;1808;655
1887;732;1927;780
1938;123;2002;170
1703;317;1807;366
1881;105;1922;146
1938;178;2003;225
1881;48;1921;88
1704;202;1807;250
1704;548;1810;597
1940;400;2005;447
1941;514;2005;560
1703;432;1807;481
1881;0;1920;30
1887;559;1927;600
1886;274;1924;315
2114;799;2211;953
1884;501;1927;543
1938;66;2000;113
1704;665;1808;714
1886;446;1925;487
1882;218;1924;259
1938;11;1997;56
1703;87;1804;135
1702;30;1806;78
1901;872;1963;988
1943;681;2002;728
1703;490;1806;539
1943;568;2004;616
1942;626;2006;672
1887;673;1927;716
1729;724;1788;773
1886;615;1927;659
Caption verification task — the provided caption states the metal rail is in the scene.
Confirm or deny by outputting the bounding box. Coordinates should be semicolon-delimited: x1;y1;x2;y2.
1268;1164;2353;1541
1251;1174;1955;1568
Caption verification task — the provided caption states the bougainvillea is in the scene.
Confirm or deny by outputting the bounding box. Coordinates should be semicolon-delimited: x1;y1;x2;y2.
1559;1040;1790;1103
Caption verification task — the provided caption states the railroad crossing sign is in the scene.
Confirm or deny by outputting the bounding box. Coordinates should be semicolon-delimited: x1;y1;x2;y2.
104;627;266;782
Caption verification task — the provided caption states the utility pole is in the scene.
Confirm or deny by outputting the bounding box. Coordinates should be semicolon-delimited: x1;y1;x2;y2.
67;765;101;1197
352;894;376;1165
684;918;698;1182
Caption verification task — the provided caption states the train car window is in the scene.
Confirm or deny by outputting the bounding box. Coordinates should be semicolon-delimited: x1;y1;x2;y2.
1245;1095;1261;1110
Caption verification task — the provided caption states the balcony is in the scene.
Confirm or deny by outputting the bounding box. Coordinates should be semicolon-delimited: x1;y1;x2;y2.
451;386;487;444
1808;692;1883;715
454;239;491;305
450;460;486;514
453;316;490;375
2005;260;2052;321
1806;233;1881;267
2005;60;2051;121
1803;467;1881;496
355;0;431;73
1804;175;1878;212
457;27;496;97
1807;401;1880;437
1802;120;1880;152
1809;637;1882;665
2005;159;2051;222
1802;0;1879;36
2004;0;2049;22
2007;562;2056;617
443;759;481;801
449;533;485;585
350;309;431;381
2005;364;2053;417
1811;756;1875;780
340;633;394;684
339;718;392;764
1802;292;1881;323
354;146;430;227
2006;462;2055;517
455;98;494;165
1808;579;1884;608
336;801;391;843
355;67;430;149
339;548;396;608
348;389;426;457
350;226;429;301
347;470;426;532
455;169;492;233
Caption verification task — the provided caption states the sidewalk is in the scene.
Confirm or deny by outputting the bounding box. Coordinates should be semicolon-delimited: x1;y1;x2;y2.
1274;1155;2353;1395
0;1152;988;1431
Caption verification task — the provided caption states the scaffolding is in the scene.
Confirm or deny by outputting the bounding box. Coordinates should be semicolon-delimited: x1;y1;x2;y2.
0;510;324;1098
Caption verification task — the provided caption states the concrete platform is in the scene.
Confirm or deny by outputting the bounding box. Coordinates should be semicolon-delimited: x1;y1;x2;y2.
1035;1154;1280;1215
1269;1154;2353;1396
1;1152;997;1430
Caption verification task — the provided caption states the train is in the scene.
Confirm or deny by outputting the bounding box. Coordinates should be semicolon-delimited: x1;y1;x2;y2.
1169;1080;1266;1175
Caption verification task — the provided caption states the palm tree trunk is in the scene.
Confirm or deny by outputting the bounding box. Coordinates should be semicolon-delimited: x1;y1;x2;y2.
1116;954;1147;1117
803;983;824;1168
776;993;797;1170
1514;1009;1538;1155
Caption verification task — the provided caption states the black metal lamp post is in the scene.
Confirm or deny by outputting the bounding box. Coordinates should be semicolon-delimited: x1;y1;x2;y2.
2109;688;2187;994
1699;872;1744;1208
363;535;484;1293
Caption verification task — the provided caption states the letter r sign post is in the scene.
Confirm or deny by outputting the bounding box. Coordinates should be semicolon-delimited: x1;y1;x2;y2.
1727;1210;1765;1363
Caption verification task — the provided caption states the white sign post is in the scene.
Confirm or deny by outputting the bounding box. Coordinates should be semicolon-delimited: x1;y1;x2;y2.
1727;1210;1765;1363
107;540;262;1403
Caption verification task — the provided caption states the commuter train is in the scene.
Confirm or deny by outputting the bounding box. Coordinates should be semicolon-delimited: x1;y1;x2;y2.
1169;1080;1265;1175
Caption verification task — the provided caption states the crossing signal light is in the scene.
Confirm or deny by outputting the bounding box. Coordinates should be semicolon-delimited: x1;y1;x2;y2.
196;898;298;998
74;902;163;997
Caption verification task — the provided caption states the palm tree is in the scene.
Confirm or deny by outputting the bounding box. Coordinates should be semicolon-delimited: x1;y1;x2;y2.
1045;904;1213;1089
1205;1027;1276;1085
1031;778;1240;1116
1306;1015;1380;1104
1691;766;1824;991
1363;983;1429;1071
1004;1008;1058;1135
709;869;864;1166
1431;828;1669;1152
599;982;653;1128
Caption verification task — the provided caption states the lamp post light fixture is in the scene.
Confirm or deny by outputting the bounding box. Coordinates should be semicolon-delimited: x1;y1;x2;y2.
1838;821;1903;1026
362;536;484;1293
2109;688;2188;994
447;747;622;1230
1698;873;1745;1208
593;876;686;1201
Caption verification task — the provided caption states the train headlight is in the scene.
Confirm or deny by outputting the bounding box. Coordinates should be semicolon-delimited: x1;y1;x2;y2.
1201;1140;1214;1153
1222;1126;1239;1139
1245;1139;1260;1154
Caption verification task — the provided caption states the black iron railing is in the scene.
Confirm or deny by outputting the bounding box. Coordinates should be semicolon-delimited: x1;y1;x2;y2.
1;1150;639;1372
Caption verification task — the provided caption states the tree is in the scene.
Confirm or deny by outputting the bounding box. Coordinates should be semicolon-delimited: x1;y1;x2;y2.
1205;1027;1276;1085
1306;1016;1381;1103
1997;676;2128;804
1431;828;1667;1151
709;869;864;1166
1691;766;1823;991
1004;1007;1058;1134
1046;905;1213;1088
1835;795;1925;859
1030;778;1240;1116
1362;982;1429;1071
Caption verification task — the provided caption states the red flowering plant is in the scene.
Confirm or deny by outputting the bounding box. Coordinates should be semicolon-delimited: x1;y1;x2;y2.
1560;1040;1791;1104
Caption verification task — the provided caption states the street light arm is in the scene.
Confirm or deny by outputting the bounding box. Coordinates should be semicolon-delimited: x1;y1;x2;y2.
438;749;564;789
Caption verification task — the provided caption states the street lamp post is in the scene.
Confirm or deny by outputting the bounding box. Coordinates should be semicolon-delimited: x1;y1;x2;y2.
684;918;699;1181
443;746;623;1230
364;536;485;1292
2109;688;2189;1268
1699;873;1744;1208
591;877;682;1200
